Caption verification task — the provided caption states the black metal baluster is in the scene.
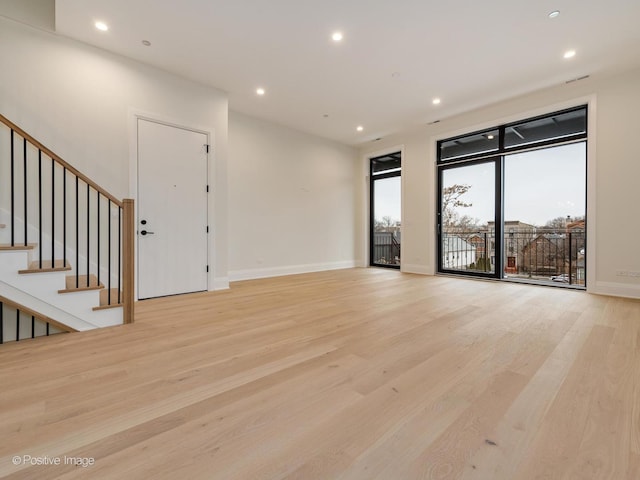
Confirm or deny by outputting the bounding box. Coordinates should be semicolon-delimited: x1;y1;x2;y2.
46;322;50;336
569;232;573;285
63;168;67;268
51;159;55;268
23;138;27;246
0;302;3;344
76;176;79;288
16;309;20;342
108;200;112;305
87;183;90;287
31;316;35;339
38;150;42;268
97;191;101;286
118;206;122;304
10;130;15;246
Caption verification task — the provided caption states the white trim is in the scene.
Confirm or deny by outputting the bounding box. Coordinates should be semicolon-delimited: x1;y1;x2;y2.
127;108;215;300
363;144;405;269
229;261;357;282
213;277;230;290
592;281;640;300
401;263;432;275
584;96;597;294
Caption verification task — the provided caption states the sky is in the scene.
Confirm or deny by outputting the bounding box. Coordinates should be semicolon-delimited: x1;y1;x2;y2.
373;142;586;227
442;142;586;226
373;176;401;222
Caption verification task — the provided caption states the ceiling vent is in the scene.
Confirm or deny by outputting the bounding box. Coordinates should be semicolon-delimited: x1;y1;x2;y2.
565;75;590;84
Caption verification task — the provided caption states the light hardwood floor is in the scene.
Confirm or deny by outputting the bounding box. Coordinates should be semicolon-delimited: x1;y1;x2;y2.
0;268;639;479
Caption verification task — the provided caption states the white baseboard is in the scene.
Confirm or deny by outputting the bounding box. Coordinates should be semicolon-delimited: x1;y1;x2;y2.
212;277;230;291
229;260;357;282
591;281;640;300
401;263;433;275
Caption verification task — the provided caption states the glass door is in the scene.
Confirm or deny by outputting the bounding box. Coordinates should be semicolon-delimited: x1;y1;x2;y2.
438;159;499;276
370;152;401;268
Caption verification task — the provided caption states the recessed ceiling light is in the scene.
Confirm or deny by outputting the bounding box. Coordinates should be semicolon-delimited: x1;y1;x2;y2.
356;126;364;132
548;10;560;19
432;98;441;105
332;31;343;42
95;21;109;32
487;134;495;140
142;40;151;47
256;88;265;96
564;50;576;59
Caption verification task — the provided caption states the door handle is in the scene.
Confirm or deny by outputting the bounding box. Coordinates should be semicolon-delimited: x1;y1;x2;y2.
140;230;155;236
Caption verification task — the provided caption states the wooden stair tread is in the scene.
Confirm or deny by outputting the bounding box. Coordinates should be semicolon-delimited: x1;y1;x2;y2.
93;303;123;311
19;259;71;274
59;274;104;293
0;243;36;251
93;288;123;310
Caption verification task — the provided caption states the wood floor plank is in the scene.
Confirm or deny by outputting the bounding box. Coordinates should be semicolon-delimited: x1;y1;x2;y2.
225;330;515;480
402;370;529;480
514;324;616;480
0;268;638;479
459;306;597;479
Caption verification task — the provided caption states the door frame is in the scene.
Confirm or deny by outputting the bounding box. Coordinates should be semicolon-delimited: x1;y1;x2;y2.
128;110;214;301
363;145;405;270
436;156;503;279
369;155;402;269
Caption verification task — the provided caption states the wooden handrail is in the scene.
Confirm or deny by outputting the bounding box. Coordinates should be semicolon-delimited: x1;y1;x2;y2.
0;114;122;207
0;295;78;333
122;199;135;324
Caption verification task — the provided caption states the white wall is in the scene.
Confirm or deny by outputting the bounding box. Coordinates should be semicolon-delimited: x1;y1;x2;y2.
359;67;640;298
228;111;360;280
0;0;55;32
0;17;230;289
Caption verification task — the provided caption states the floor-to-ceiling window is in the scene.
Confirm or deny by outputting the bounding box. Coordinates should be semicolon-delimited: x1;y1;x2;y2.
370;152;401;268
437;106;587;288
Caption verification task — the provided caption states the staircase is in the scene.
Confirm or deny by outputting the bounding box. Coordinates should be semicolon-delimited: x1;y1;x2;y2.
0;114;134;340
0;295;72;344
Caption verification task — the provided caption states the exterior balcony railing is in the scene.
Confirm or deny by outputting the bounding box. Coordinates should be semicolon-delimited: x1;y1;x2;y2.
441;229;586;287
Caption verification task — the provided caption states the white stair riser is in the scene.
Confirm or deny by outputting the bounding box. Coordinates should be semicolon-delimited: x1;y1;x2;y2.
0;208;120;288
0;251;123;330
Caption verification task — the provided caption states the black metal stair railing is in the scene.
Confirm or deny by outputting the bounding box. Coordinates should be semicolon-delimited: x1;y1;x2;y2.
0;297;72;344
0;114;134;322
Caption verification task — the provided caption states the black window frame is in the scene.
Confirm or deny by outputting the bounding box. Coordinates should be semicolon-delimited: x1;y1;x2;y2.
436;105;588;287
370;152;402;269
437;105;587;164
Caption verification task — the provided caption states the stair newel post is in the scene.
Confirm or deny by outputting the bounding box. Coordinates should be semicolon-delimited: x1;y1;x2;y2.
122;199;135;324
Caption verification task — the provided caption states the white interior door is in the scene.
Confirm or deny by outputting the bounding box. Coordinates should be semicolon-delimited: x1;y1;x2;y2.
137;119;208;299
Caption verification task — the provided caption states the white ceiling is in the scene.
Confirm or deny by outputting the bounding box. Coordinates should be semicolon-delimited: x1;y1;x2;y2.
55;0;640;146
